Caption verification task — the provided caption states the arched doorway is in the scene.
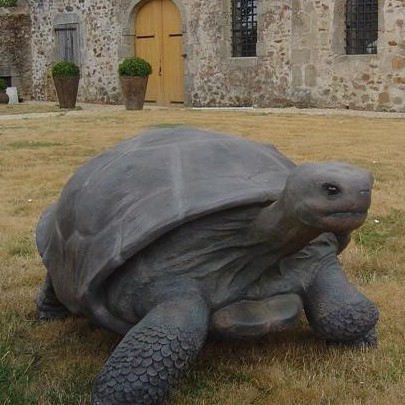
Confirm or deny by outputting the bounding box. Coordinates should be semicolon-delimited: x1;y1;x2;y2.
135;0;184;105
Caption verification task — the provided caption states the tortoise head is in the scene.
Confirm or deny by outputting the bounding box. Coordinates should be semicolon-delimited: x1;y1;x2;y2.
282;162;373;233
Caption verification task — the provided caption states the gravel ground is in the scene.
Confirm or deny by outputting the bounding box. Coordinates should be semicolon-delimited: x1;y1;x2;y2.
1;100;405;120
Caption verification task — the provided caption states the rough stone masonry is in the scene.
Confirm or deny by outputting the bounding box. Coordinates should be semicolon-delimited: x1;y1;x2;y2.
2;0;405;111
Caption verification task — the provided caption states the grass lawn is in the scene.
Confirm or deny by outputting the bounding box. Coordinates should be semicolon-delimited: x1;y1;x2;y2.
0;103;62;116
0;108;404;404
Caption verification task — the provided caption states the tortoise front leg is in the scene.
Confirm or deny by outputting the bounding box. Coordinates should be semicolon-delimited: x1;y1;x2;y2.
92;293;210;405
303;252;379;347
37;273;70;320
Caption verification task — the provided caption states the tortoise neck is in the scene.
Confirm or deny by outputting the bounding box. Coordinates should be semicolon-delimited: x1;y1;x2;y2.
253;198;320;256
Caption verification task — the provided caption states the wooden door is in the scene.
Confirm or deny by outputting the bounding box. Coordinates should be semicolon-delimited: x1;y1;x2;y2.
135;0;184;105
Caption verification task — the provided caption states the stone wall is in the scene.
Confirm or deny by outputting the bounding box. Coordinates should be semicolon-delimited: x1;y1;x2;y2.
27;0;405;111
186;0;405;111
0;2;32;100
185;1;293;107
29;0;122;103
289;0;405;111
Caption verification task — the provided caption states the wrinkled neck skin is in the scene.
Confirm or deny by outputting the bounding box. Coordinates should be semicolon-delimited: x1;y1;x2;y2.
251;195;321;259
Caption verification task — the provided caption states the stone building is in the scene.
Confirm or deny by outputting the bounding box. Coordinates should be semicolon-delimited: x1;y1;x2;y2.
1;0;404;111
0;0;32;100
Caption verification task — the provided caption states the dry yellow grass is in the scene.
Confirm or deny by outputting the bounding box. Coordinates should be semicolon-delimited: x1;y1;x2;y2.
0;102;61;116
0;107;404;404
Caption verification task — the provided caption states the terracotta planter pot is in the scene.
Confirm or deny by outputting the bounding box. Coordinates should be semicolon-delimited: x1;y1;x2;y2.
0;92;9;104
120;76;149;110
53;76;80;109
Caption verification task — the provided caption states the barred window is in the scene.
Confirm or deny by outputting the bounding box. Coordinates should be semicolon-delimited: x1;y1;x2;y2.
232;0;257;57
346;0;378;54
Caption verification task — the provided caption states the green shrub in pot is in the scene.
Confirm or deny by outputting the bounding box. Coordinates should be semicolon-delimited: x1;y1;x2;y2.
52;61;80;109
0;78;7;92
118;57;152;110
118;57;152;77
52;61;80;78
0;78;9;104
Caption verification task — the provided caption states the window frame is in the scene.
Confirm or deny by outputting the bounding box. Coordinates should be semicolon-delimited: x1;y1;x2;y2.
346;0;378;55
54;23;80;65
231;0;258;58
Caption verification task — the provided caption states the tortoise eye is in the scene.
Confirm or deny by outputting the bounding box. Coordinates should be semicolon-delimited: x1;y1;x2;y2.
322;183;341;197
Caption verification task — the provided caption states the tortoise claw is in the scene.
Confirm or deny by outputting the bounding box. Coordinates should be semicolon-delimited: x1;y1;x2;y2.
326;328;377;348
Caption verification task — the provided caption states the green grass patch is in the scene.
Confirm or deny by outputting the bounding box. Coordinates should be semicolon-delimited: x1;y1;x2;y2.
0;342;36;405
6;236;36;258
353;210;404;253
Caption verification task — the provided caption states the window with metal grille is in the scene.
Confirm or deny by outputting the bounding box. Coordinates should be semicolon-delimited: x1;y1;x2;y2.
232;0;257;57
346;0;378;54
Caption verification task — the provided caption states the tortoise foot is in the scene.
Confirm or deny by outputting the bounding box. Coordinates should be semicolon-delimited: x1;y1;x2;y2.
211;293;303;339
311;300;379;342
38;305;70;321
327;327;377;348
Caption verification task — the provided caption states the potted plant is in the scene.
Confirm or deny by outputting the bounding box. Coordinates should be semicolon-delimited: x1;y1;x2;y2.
52;61;80;109
0;0;18;6
0;78;9;104
118;56;152;110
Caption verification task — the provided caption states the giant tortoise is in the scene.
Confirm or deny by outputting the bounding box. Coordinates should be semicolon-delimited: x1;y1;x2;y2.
36;127;378;404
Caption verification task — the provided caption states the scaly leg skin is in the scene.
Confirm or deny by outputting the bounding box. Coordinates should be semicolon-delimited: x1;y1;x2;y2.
303;252;379;347
37;273;70;320
92;294;210;405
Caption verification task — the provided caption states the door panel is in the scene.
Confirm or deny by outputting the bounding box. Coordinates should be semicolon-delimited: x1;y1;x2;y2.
135;0;161;102
135;0;184;105
136;36;160;102
162;0;184;104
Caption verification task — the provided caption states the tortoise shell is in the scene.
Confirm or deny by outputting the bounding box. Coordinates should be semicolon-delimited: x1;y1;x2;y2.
36;127;295;326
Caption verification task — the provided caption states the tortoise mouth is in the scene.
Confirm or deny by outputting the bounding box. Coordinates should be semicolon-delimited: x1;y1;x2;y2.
328;210;367;218
322;210;368;231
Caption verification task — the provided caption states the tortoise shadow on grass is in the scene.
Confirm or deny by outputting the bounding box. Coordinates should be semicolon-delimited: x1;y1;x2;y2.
171;322;382;405
170;323;323;404
28;315;314;404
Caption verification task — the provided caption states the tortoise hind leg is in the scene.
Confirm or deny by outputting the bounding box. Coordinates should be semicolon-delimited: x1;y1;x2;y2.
37;273;70;320
92;293;209;404
211;293;303;339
